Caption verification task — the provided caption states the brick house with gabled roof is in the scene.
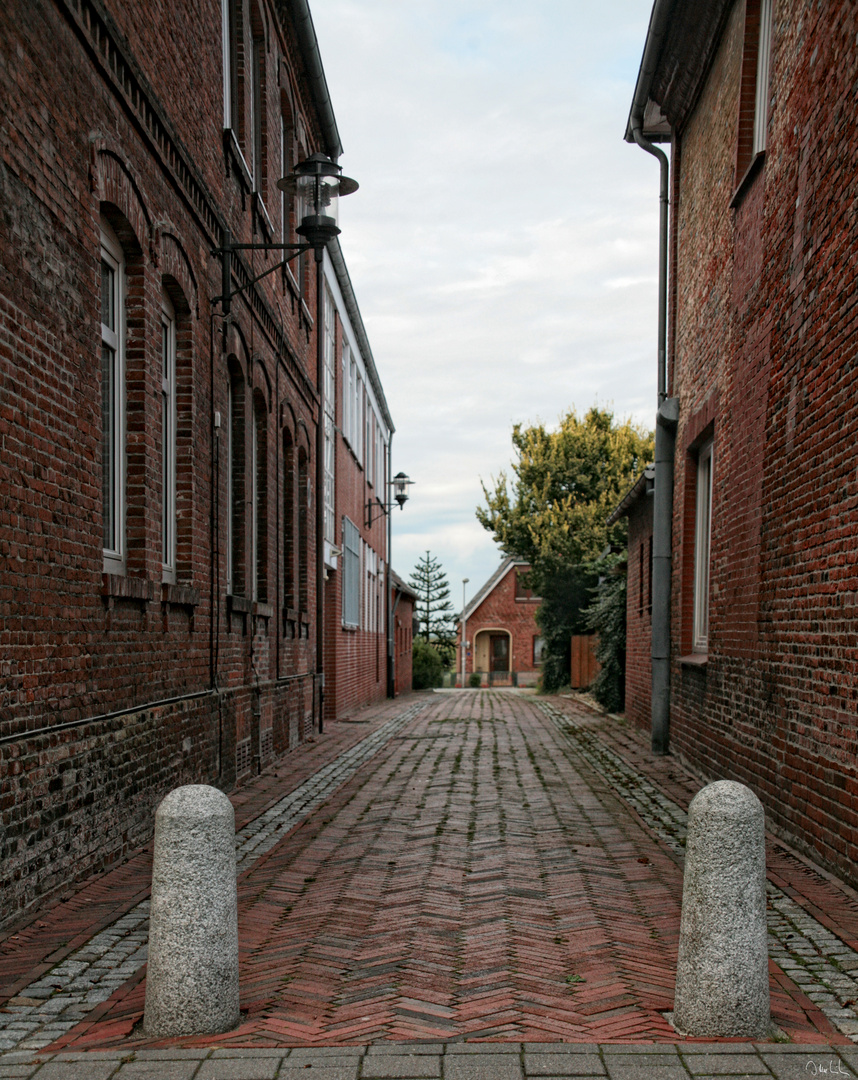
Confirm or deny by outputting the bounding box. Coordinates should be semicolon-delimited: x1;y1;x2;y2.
456;558;543;688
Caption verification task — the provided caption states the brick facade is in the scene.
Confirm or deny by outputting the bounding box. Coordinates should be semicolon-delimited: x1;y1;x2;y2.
629;0;858;886
390;570;417;697
457;559;543;688
0;0;392;924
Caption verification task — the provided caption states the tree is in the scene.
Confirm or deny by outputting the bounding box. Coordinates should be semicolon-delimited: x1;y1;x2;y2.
476;407;653;692
412;638;443;689
409;551;456;664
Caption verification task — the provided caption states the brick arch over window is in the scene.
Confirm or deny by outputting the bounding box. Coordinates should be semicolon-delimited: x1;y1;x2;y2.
91;146;152;257
157;229;198;318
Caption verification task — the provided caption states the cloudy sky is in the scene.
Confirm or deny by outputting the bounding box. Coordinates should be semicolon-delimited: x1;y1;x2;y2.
311;0;660;600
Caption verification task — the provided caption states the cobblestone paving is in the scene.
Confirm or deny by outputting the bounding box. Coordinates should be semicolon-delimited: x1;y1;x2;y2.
1;1042;858;1078
0;703;427;1056
537;700;858;1043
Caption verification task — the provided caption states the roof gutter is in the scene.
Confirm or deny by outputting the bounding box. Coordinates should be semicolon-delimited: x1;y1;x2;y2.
285;0;343;161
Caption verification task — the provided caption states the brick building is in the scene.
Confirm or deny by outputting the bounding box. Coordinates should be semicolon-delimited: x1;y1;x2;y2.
609;466;654;729
626;0;858;885
456;559;543;688
0;0;395;924
390;570;417;697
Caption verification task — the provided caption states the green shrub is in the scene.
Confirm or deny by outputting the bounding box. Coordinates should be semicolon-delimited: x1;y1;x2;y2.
412;639;443;689
468;672;482;688
583;551;627;713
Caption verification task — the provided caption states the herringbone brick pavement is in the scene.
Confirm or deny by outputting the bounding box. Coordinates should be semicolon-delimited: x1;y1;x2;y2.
43;691;843;1050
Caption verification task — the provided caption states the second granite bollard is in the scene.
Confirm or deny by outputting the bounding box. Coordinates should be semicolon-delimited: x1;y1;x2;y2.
673;779;770;1038
143;785;239;1037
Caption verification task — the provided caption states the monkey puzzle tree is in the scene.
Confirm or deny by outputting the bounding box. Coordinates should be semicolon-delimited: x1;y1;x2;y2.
409;551;456;665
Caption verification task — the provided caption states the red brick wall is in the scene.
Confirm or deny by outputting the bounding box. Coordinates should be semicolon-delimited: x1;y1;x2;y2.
0;0;337;923
392;589;415;697
664;0;858;886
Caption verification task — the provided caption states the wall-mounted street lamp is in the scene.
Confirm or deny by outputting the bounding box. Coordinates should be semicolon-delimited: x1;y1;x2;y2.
212;153;358;315
211;152;357;737
366;471;414;529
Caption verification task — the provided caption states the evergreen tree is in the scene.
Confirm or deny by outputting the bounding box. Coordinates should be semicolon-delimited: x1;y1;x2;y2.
409;551;456;664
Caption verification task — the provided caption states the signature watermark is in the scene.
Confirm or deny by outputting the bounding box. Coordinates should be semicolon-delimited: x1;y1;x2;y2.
806;1060;853;1076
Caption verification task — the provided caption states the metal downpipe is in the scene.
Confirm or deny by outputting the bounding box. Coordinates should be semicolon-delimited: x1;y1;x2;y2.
630;120;677;755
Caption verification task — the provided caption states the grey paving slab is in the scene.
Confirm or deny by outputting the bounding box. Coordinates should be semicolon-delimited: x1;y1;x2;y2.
285;1049;365;1059
366;1045;445;1055
277;1067;358;1080
20;1064;119;1080
446;1045;522;1055
112;1063;199;1079
196;1059;279;1080
603;1048;681;1057
682;1054;770;1074
359;1054;441;1078
0;1066;42;1078
523;1054;605;1076
210;1050;286;1059
757;1053;854;1079
606;1067;690;1080
125;1049;210;1059
523;1046;601;1054
443;1059;522;1080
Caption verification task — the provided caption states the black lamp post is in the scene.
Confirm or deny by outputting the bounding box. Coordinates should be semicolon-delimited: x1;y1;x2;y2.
212;153;357;736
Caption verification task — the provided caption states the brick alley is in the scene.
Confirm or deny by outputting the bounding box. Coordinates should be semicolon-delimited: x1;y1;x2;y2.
3;690;858;1071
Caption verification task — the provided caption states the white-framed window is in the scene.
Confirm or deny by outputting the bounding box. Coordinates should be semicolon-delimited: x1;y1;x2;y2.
753;0;773;156
342;517;360;627
693;439;714;651
100;220;125;573
323;285;336;542
341;340;350;442
221;0;233;129
161;293;177;583
250;21;264;190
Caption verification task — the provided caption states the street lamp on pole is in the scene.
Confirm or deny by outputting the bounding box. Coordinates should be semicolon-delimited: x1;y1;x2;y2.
461;578;469;689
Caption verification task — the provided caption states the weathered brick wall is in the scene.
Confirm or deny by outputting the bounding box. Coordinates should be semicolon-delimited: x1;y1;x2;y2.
0;0;335;923
666;0;858;886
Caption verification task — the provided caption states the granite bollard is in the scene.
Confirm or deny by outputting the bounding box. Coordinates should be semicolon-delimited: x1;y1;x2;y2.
673;779;770;1038
144;785;239;1037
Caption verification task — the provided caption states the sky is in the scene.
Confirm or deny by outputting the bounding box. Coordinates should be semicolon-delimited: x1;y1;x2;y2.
310;0;660;603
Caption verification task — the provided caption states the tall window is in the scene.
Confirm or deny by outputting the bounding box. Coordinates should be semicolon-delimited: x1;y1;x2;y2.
250;13;265;192
298;447;309;611
221;0;235;129
100;221;125;573
735;0;773;183
693;439;714;651
227;366;246;596
323;285;336;543
252;391;268;602
342;517;360;628
752;0;773;157
161;294;177;582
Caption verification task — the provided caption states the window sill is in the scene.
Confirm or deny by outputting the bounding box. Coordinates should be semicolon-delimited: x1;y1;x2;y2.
253;601;274;619
679;652;708;668
227;593;252;615
102;574;158;603
162;583;200;607
730;151;765;209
